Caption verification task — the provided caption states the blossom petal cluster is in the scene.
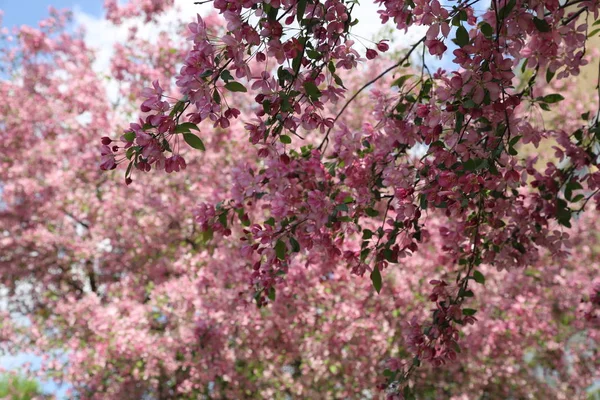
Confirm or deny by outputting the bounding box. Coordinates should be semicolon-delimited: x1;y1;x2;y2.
1;0;600;398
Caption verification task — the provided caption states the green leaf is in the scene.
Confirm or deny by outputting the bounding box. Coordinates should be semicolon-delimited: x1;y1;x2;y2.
125;161;133;178
498;0;516;19
264;217;275;226
275;239;286;260
123;131;136;142
289;237;300;253
220;70;234;82
169;100;185;117
463;308;477;316
303;81;321;100
589;28;600;38
541;94;564;104
480;22;493;37
455;112;464;132
162;138;172;152
224;81;247;92
213;90;221;104
463;99;476;108
391;74;413;88
279;135;292;144
292;51;303;74
218;212;228;228
383;369;395;378
419;193;428;210
332;73;345;88
451;15;461;27
371;266;382;294
296;0;307;22
267;286;276;301
199;69;213;78
362;229;373;240
202;228;213;243
533;17;551;32
509;135;522;146
513;241;526;254
571;194;585;202
174;122;201;133
235;208;250;226
566;180;583;194
266;3;278;20
183;133;205;151
403;386;416;400
473;270;485;284
463;158;487;171
539;102;551;111
383;249;397;263
365;208;379;217
455;26;470;47
328;61;336;73
125;146;136;160
306;49;321;60
463;158;478;171
557;206;572;227
335;203;349;212
453;341;462;353
360;248;370;262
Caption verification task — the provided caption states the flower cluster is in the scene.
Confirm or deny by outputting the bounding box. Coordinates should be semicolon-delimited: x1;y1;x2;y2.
1;1;600;398
96;0;600;395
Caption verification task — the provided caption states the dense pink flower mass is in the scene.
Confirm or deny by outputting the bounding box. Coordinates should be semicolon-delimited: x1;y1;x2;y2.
0;0;600;398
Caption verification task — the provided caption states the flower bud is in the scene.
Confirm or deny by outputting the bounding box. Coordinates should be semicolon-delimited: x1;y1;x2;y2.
377;41;389;52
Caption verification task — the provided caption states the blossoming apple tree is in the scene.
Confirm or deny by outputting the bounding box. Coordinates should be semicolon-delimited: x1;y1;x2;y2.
104;0;600;387
0;0;599;398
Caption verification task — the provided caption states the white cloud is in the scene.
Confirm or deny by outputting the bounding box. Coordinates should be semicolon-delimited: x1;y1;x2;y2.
72;1;214;103
74;1;211;73
73;0;425;78
351;1;426;47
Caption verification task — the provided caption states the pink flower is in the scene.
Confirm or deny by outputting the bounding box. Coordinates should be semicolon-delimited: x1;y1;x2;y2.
165;154;186;173
425;39;447;57
99;145;116;170
377;40;389;52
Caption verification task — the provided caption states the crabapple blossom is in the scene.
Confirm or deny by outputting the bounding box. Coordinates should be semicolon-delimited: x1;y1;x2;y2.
102;0;600;394
0;0;599;398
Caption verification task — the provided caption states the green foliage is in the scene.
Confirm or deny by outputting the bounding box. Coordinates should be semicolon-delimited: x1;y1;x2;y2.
183;133;205;151
371;265;382;294
0;375;42;400
224;81;247;92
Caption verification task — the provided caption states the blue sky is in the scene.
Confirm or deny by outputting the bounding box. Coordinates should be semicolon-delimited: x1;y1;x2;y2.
0;0;102;27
